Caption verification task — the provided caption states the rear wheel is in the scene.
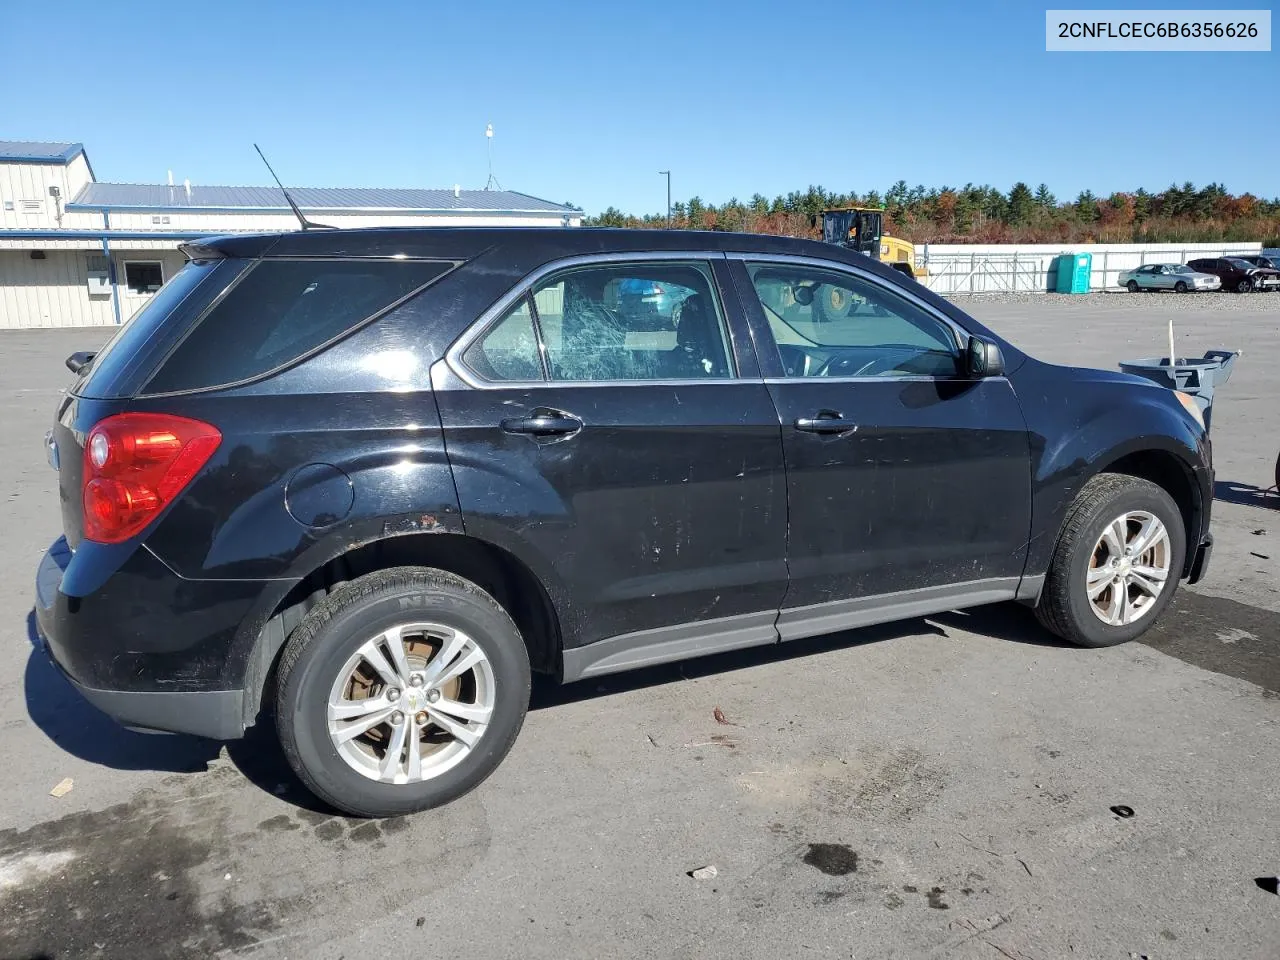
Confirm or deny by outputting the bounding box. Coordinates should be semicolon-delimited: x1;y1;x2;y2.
1126;280;1139;293
1174;281;1188;293
1035;474;1185;647
276;567;531;817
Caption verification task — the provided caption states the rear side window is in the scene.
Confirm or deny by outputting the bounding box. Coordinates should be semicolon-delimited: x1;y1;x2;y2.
144;259;451;393
76;259;227;399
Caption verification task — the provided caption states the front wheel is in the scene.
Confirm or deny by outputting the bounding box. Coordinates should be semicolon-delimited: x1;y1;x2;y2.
1126;280;1139;293
276;567;531;817
1237;278;1253;293
1035;474;1185;647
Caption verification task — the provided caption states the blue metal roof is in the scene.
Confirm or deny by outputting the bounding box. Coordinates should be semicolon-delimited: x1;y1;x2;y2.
0;141;88;164
69;182;579;214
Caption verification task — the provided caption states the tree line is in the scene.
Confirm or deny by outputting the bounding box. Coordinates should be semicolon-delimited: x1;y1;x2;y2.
582;181;1280;246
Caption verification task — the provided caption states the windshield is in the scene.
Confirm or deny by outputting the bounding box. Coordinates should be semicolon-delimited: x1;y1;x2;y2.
1227;258;1254;269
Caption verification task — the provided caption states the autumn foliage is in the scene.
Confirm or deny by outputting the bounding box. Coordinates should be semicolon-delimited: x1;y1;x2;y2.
585;181;1280;247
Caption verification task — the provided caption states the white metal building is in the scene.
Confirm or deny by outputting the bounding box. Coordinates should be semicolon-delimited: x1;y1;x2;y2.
0;140;582;329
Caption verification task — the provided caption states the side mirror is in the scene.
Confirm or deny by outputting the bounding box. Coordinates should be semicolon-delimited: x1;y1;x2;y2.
965;336;1005;379
66;351;97;375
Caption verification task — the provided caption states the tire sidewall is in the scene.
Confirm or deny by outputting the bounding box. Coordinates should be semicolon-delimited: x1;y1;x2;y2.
280;581;530;817
1060;485;1186;647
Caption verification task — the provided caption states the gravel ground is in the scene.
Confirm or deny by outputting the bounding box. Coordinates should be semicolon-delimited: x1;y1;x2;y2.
1;295;1278;960
949;289;1280;314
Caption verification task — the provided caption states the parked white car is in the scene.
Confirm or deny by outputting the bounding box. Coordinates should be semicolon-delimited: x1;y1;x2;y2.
1118;264;1221;293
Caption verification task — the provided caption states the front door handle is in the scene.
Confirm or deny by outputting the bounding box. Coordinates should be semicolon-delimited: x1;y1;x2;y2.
794;411;858;434
500;411;583;437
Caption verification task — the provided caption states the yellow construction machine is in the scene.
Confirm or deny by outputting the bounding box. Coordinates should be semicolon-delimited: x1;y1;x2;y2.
819;207;926;282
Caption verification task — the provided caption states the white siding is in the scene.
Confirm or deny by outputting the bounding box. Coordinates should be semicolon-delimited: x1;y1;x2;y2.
0;250;115;327
0;156;95;230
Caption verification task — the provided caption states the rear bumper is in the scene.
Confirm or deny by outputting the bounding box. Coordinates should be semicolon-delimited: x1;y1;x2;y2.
34;535;252;740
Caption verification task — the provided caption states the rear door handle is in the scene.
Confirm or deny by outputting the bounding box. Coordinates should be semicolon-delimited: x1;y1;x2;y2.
794;412;858;434
500;412;583;437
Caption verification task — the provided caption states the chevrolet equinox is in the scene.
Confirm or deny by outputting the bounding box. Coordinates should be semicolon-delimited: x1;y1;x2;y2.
36;228;1213;817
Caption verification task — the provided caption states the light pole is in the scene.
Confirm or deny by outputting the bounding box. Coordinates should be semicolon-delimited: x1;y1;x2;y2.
659;170;671;228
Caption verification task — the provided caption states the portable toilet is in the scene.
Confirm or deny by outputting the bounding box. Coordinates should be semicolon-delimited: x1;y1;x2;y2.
1054;253;1092;294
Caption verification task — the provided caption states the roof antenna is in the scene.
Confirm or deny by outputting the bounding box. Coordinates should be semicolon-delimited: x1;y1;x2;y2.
253;143;333;230
484;123;503;191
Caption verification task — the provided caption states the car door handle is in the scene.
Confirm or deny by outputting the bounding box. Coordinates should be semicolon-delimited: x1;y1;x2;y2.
500;412;583;437
794;412;858;434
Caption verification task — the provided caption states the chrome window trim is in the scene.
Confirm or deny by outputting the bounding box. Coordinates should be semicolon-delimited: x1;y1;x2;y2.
445;250;738;390
726;250;985;381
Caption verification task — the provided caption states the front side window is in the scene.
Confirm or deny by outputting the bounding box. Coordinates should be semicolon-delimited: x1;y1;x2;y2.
746;262;961;379
465;261;733;383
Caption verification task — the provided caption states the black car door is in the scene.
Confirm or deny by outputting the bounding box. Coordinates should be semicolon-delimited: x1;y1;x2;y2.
432;254;789;677
726;255;1033;641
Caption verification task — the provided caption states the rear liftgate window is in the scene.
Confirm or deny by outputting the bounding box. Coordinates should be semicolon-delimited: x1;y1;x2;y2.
144;259;452;393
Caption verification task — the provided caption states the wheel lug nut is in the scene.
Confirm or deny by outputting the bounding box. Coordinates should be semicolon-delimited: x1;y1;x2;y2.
409;674;425;688
386;687;400;701
414;711;428;725
426;688;441;704
390;711;404;725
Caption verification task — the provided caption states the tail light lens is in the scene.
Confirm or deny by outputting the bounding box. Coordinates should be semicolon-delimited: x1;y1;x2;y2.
82;413;221;543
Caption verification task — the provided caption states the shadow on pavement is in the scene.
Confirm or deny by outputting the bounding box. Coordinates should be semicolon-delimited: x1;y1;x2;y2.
25;601;1066;810
1215;478;1279;509
24;608;334;812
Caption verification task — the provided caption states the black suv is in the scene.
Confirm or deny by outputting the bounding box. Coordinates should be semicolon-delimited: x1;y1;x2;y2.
36;228;1214;817
1187;256;1280;292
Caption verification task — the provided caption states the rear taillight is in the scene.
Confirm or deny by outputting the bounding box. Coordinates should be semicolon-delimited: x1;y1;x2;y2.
82;413;221;543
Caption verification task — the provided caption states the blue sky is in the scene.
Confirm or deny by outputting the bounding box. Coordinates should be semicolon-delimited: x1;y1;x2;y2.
3;0;1275;214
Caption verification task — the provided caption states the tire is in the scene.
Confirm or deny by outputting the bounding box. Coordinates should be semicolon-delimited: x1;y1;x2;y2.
813;286;854;322
1174;281;1188;293
1126;280;1139;293
1237;278;1253;293
1035;474;1186;648
276;567;531;817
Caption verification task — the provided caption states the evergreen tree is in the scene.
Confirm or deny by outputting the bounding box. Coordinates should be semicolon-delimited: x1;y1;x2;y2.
1075;190;1099;221
1007;182;1035;225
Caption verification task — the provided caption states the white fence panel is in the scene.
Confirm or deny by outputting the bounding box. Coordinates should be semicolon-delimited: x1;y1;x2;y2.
921;242;1263;295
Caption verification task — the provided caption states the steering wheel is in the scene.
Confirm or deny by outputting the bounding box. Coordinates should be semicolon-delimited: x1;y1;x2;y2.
813;354;901;378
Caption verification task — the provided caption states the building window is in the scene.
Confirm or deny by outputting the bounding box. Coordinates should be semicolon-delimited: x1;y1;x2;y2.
124;261;165;295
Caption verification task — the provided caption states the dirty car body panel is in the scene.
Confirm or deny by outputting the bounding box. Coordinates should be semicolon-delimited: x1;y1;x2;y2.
33;227;1213;741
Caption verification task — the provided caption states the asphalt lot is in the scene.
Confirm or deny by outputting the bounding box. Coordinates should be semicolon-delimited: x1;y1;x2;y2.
1;292;1278;960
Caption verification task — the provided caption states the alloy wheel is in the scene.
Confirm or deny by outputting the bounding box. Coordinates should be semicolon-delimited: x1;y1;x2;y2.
326;622;496;784
1085;510;1171;626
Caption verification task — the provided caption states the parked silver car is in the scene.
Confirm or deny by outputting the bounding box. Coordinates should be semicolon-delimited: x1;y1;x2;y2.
1119;263;1221;293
